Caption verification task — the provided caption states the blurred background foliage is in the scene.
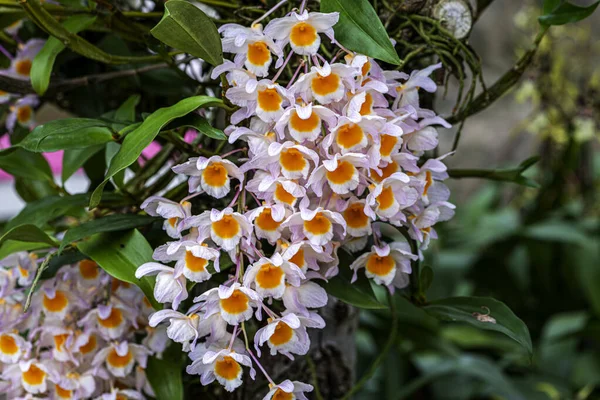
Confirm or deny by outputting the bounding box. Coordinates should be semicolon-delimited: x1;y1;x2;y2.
356;3;600;399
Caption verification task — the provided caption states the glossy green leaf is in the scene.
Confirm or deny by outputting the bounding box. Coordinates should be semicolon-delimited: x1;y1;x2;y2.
539;1;599;26
320;249;386;309
14;177;59;202
321;0;401;65
0;224;58;249
146;342;184;400
543;0;561;14
89;96;222;208
0;148;53;181
151;0;223;66
112;95;140;130
423;296;533;355
18;118;115;152
31;15;97;96
167;113;226;140
62;144;105;183
60;214;157;253
78;229;160;309
0;240;51;261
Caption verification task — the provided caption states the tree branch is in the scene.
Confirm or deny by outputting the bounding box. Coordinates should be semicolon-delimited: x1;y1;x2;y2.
0;63;169;95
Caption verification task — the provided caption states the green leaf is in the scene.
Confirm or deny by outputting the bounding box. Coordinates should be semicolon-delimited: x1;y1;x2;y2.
420;265;434;294
151;0;223;66
522;220;590;245
31;15;97;95
0;240;51;261
423;296;533;355
320;249;386;309
78;229;160;309
0;224;58;249
14;177;60;202
146;342;184;400
112;95;140;130
89;96;222;208
321;0;401;65
576;241;600;317
167;113;226;140
60;214;157;253
62;144;105;183
539;1;599;26
18;118;115;152
0;148;53;181
543;0;562;14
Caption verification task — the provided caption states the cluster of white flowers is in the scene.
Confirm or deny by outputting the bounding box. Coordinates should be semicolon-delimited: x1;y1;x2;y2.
0;38;44;133
136;1;454;397
0;253;165;399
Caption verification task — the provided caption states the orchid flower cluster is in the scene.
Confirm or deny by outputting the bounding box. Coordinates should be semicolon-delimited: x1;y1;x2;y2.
0;252;165;399
135;2;454;397
0;33;44;134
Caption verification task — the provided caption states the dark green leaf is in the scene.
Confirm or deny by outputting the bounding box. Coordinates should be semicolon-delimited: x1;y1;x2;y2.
0;148;53;181
89;96;222;208
14;177;59;202
423;296;533;355
41;249;87;279
18;118;115;152
420;265;434;294
31;15;97;95
62;144;105;183
78;229;160;309
543;0;562;14
320;249;386;309
576;241;600;317
112;95;140;130
0;224;58;249
539;1;599;25
321;0;401;65
151;0;223;66
146;342;184;400
167;113;226;140
60;214;157;253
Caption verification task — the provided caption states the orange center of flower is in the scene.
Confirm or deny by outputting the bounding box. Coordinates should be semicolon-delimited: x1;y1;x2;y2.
255;263;285;289
18;266;28;277
43;291;68;313
256;208;281;231
423;171;433;196
15;59;32;76
23;363;46;385
372;161;399;183
303;212;332;235
326;161;356;184
220;290;249;314
111;279;131;292
79;335;97;354
55;384;73;399
273;389;294;400
203;162;228;187
336;123;364;149
214;356;241;380
79;259;99;280
247;41;271;66
376;186;395;210
275;183;296;205
289;110;320;133
0;334;18;354
380;134;398;157
289;248;305;269
53;334;69;350
361;60;372;77
107;348;133;368
168;217;178;228
212;215;240;239
290;22;317;47
257;88;282;112
17;106;32;123
98;308;124;328
311;73;340;96
269;322;293;346
359;93;374;115
366;254;395;276
344;203;369;228
185;251;208;272
279;148;307;172
0;90;6;96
